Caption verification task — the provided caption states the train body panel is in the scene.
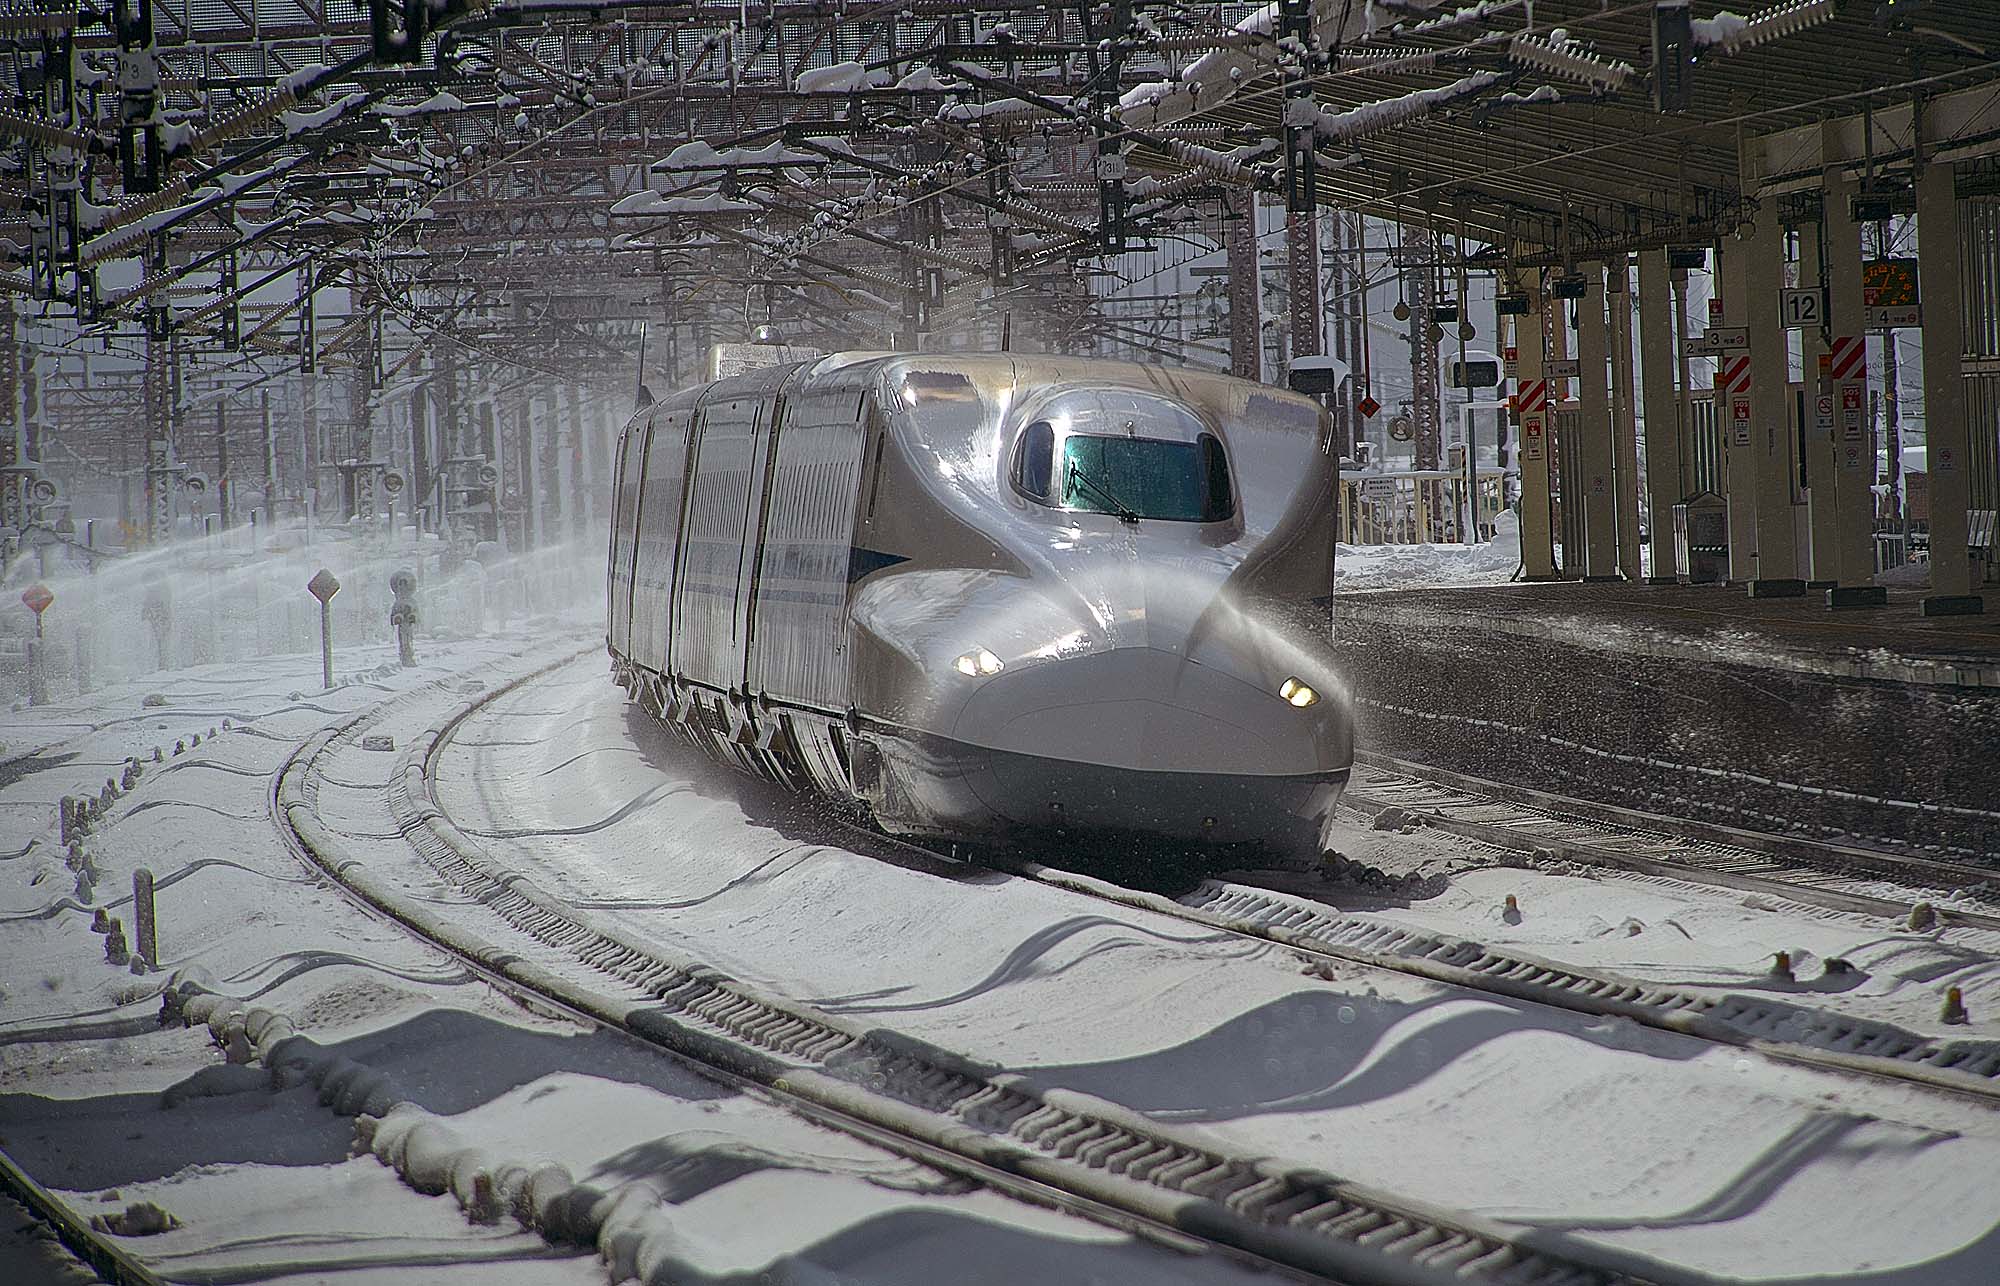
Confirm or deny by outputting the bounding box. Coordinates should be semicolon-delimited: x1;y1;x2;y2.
607;351;1351;862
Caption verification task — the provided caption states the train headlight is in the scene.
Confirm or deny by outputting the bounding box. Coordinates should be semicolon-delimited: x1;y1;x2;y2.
953;648;1005;677
1279;677;1319;708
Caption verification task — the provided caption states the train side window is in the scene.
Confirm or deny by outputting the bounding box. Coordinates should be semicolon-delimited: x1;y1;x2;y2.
1015;421;1054;501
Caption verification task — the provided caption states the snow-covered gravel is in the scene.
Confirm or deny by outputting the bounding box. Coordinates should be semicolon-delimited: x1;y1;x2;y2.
1;635;1281;1286
1295;814;2000;1040
425;656;2000;1282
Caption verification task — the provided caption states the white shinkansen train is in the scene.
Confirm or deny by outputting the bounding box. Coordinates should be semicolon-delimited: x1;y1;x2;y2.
607;351;1353;865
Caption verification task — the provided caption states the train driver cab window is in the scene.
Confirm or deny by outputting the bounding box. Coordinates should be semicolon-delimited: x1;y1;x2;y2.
1011;390;1234;523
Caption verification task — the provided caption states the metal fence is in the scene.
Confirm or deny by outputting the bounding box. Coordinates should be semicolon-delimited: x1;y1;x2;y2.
1339;470;1509;545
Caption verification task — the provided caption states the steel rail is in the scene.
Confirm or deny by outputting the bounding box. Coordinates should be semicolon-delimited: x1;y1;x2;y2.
257;661;1341;1286
482;658;2000;1112
285;653;1666;1286
0;1148;165;1286
1346;752;2000;933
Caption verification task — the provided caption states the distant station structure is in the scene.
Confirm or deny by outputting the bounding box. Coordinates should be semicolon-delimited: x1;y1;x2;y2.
0;0;1993;613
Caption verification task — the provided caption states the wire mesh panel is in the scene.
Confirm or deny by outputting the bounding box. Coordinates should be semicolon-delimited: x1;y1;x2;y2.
1685;392;1722;497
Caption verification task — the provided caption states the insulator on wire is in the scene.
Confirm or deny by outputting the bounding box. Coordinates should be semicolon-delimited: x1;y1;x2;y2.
1691;0;1837;54
1506;32;1635;91
0;108;91;151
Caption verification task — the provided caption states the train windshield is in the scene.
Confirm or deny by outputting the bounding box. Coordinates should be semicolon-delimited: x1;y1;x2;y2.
1013;392;1234;523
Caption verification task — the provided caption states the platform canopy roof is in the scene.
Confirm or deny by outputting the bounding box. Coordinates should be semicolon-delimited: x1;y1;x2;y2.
1123;0;2000;262
5;0;1999;372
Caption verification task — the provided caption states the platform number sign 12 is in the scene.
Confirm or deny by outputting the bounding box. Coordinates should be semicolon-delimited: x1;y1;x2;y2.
1779;287;1822;329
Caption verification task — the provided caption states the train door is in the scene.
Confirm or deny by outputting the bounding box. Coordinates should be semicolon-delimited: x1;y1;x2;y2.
631;409;693;675
672;394;761;692
733;392;782;685
607;414;650;657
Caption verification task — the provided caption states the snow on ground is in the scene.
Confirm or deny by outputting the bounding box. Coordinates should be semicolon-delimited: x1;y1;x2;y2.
429;657;2000;1283
0;609;1283;1284
1285;813;2000;1040
1335;508;1522;590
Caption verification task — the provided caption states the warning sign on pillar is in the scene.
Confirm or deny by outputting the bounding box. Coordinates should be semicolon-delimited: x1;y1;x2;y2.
1938;446;1959;473
1840;383;1865;442
1828;335;1865;383
1815;394;1835;439
1730;395;1753;447
1842;443;1865;470
1522;412;1546;461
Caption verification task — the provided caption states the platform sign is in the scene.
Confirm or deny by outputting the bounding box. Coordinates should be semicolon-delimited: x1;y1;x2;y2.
1780;287;1823;329
1840;384;1865;442
1689;327;1749;357
1546;358;1580;380
1730;394;1753;447
1521;412;1546;461
1863;259;1920;328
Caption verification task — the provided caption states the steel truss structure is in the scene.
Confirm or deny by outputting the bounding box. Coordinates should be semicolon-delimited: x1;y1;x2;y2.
2;0;1996;549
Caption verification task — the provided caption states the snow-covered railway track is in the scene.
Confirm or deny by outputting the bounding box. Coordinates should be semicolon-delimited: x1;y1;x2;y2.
1034;865;2000;1103
934;820;2000;1106
0;1147;162;1286
278;655;1662;1286
1344;754;2000;934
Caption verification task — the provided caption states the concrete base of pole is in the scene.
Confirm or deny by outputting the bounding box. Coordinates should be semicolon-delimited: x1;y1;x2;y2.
1827;586;1889;609
1582;575;1624;583
1747;579;1807;598
1646;576;1680;586
1922;594;1986;617
1806;579;1838;589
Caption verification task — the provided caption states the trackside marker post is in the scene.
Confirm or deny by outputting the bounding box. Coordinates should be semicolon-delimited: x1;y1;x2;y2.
308;569;341;690
133;869;156;971
22;585;52;706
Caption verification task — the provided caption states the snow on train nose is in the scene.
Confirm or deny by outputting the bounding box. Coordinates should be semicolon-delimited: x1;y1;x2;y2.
951;645;1319;776
936;632;1345;853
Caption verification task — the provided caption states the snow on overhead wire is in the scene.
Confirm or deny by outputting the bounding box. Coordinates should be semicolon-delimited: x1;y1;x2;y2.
1690;1;1837;55
1310;70;1504;143
1506;31;1634;91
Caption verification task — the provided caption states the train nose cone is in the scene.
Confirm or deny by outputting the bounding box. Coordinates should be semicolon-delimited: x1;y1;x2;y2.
951;646;1314;775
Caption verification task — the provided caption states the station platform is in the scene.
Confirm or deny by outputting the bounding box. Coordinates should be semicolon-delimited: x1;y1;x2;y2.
1332;582;2000;861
